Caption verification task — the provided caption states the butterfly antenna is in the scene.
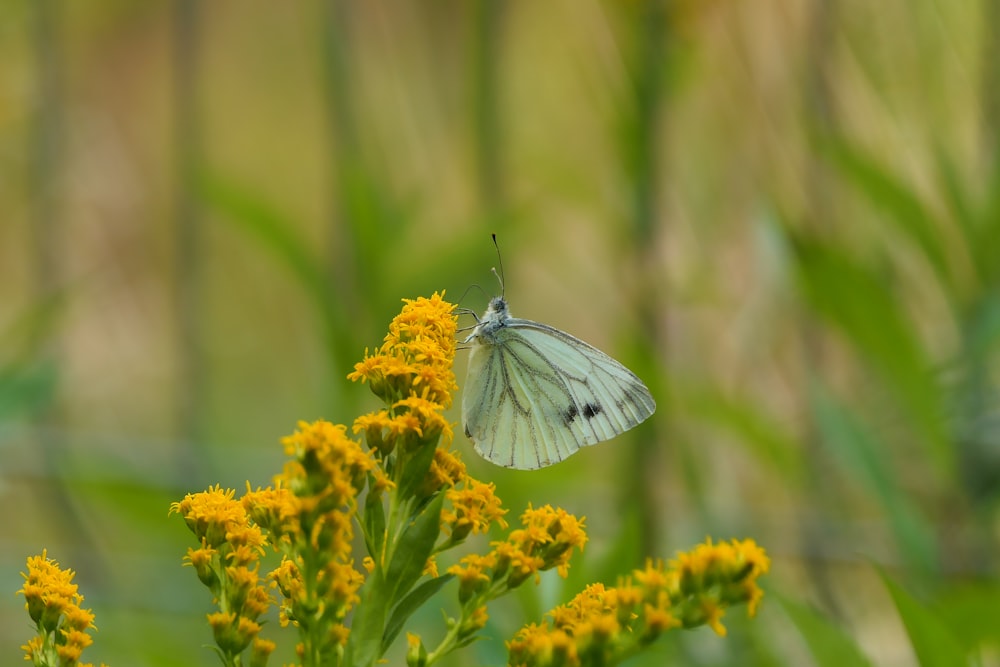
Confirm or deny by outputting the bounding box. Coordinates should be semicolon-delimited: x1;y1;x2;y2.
491;232;505;297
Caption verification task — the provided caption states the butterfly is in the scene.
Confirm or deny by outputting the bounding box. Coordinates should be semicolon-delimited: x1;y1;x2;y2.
461;288;656;470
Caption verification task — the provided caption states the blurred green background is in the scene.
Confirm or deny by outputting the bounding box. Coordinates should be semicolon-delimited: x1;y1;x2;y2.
3;1;1000;665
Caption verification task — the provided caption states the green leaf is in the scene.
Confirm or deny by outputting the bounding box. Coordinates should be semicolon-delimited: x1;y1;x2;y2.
777;594;872;667
790;234;951;476
880;571;968;667
397;441;440;502
811;384;938;575
386;491;446;607
345;570;389;667
363;482;387;561
344;458;446;667
936;581;1000;652
381;574;455;655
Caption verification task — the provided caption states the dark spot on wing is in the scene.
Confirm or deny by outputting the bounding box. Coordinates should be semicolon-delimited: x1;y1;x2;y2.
464;424;472;438
563;404;579;425
564;402;603;426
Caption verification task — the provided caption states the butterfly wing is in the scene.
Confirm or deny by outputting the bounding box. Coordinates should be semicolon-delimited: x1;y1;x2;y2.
462;318;656;469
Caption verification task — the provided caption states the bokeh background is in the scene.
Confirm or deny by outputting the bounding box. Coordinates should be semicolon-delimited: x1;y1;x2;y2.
3;1;1000;665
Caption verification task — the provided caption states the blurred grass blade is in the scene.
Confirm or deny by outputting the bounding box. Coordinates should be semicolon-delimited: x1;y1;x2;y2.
935;582;1000;653
679;385;801;482
778;594;872;667
811;383;938;575
932;145;986;289
0;298;65;420
790;233;951;477
819;136;953;294
880;570;968;667
197;171;337;319
0;360;58;421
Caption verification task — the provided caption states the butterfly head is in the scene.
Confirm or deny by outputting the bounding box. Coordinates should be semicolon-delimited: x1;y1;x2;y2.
485;296;509;320
469;296;510;342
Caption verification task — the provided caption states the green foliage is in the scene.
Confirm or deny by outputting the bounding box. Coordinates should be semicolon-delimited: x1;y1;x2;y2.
810;384;938;575
880;572;967;667
779;595;872;667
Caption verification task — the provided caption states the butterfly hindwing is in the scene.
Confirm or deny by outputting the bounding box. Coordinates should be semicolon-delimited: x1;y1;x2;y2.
462;316;655;470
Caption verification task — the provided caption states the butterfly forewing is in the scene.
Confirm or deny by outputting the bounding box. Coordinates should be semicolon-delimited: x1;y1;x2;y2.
462;314;656;470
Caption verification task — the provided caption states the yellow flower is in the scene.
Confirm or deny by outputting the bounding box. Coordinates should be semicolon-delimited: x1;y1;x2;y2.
431;447;466;485
642;603;678;636
270;557;304;608
442;479;509;543
20;637;43;661
459;605;489;638
701;599;727;637
406;632;427;667
330;623;351;646
508;623;578;667
170;485;246;548
349;292;458;406
225;524;267;565
56;635;87;662
280;420;375;504
353;409;395;456
325;561;365;611
447;553;496;603
491;540;546;588
243;585;272;619
18;550;101;664
667;537;770;633
208;610;260;654
389;411;425;450
251;636;277;665
242;485;300;541
507;537;769;665
184;544;218;587
515;504;588;577
394;395;454;445
484;505;587;590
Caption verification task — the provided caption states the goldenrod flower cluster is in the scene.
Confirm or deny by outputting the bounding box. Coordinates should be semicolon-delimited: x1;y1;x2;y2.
170;485;276;666
346;294;547;667
17;291;770;667
17;550;107;667
258;419;375;662
448;504;587;602
508;538;771;667
348;291;458;409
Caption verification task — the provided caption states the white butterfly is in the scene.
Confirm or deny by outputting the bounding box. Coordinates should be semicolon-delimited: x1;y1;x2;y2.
461;295;656;470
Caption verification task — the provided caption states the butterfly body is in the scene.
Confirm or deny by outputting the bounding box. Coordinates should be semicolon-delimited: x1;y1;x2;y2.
462;296;656;470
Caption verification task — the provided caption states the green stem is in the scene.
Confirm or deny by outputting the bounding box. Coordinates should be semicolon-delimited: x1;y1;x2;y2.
426;580;507;664
423;605;467;665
